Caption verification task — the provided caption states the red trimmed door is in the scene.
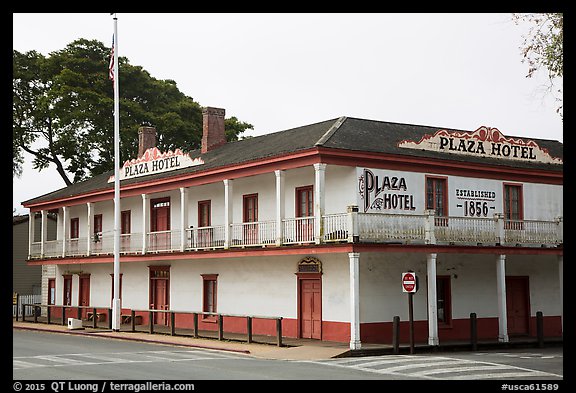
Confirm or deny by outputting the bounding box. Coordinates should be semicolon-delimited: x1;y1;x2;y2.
150;267;170;325
78;275;90;319
506;276;530;336
151;198;170;250
300;279;321;339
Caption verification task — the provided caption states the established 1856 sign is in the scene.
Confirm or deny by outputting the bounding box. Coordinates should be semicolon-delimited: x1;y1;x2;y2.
108;147;204;183
397;126;562;165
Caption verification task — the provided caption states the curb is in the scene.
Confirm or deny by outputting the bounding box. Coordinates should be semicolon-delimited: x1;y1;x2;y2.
13;324;252;355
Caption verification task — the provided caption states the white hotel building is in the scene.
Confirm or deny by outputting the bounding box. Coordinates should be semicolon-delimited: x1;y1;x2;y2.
23;108;563;350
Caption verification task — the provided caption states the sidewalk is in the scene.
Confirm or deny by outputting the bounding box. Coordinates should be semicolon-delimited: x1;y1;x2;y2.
13;319;562;361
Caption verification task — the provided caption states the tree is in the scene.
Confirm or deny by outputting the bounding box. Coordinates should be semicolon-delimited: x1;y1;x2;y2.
13;39;253;185
513;13;563;118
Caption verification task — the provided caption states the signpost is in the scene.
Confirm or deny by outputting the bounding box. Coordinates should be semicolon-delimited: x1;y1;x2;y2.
402;272;417;354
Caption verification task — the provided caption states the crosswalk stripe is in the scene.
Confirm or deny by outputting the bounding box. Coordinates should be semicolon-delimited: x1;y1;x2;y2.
450;371;558;380
13;360;44;369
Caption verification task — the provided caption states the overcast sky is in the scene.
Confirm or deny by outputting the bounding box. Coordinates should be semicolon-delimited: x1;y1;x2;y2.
13;13;563;214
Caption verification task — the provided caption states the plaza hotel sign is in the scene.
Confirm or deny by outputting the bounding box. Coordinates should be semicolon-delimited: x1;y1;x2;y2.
108;147;204;182
397;126;562;165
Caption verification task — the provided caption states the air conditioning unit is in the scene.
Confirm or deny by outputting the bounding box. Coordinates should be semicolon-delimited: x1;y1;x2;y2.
67;318;84;330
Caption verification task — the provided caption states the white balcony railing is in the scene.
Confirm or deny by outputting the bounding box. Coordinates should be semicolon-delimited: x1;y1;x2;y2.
27;210;562;259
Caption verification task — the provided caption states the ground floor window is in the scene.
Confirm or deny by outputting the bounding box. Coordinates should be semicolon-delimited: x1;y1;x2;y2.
201;274;218;321
48;278;55;305
63;275;72;306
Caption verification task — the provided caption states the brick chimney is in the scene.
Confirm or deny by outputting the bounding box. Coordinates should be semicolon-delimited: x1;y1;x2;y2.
138;126;157;157
201;107;226;153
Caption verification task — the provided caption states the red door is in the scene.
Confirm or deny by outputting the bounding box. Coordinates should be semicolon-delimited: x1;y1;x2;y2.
151;198;170;251
300;279;321;339
149;267;170;326
506;276;530;335
243;194;258;245
78;275;90;319
296;186;314;242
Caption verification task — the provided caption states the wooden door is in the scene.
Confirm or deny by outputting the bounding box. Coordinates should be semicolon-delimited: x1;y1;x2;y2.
300;279;321;339
243;194;258;244
151;198;170;251
506;276;530;335
149;267;170;326
78;276;90;319
296;186;314;242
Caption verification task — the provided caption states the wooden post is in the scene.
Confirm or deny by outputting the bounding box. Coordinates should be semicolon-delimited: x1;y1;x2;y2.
33;305;38;323
193;313;199;338
22;303;26;322
108;308;112;330
149;311;154;334
218;315;224;340
62;306;67;326
246;317;252;343
537;311;544;348
470;312;478;351
131;310;136;332
93;307;98;329
276;318;283;347
47;306;51;325
170;312;175;336
392;316;400;354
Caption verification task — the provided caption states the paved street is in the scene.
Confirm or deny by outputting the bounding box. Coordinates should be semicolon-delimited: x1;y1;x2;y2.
13;330;563;381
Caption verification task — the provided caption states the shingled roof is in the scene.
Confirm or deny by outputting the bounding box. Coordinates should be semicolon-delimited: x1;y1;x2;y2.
22;116;563;206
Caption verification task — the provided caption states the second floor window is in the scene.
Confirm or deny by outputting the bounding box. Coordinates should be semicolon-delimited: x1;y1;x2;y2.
70;217;79;239
426;176;448;226
504;184;523;229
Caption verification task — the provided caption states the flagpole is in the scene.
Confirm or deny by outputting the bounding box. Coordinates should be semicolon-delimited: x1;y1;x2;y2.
112;13;121;332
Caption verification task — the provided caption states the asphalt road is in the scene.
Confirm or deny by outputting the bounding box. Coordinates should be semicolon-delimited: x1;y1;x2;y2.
13;330;564;383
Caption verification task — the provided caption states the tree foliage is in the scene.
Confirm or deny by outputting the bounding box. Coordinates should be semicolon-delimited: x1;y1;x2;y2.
513;13;563;118
13;39;253;185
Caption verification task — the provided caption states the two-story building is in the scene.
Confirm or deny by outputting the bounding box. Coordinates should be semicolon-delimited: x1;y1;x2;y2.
22;108;563;350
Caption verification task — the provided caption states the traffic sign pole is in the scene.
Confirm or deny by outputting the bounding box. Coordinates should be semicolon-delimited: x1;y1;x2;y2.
409;292;414;354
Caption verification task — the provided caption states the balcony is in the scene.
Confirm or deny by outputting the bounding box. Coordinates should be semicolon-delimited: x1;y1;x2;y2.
28;211;563;260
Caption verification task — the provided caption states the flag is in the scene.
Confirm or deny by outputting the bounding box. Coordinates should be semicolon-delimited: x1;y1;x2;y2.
109;35;115;82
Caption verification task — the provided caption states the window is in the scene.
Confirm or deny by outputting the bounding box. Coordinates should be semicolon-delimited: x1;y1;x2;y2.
243;194;258;244
121;210;131;234
296;186;314;217
426;176;448;226
63;275;72;306
504;183;523;229
93;214;103;252
436;276;452;326
201;274;218;321
197;200;212;248
70;217;80;239
48;279;56;305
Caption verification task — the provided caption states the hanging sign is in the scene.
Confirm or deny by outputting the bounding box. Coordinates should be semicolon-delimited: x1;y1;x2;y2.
108;147;204;182
398;126;562;165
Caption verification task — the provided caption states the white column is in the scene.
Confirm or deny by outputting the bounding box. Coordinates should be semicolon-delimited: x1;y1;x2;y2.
496;254;509;342
40;210;48;257
28;211;35;258
61;206;68;257
180;187;188;252
86;202;94;255
558;255;563;334
224;179;234;249
141;194;149;254
314;163;327;244
427;253;439;345
275;170;285;246
349;252;361;350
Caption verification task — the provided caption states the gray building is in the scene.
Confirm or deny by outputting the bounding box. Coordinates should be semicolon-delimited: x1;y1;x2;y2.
13;213;56;295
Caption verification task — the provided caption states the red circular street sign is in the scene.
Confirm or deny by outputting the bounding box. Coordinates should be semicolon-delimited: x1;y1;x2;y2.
402;272;416;293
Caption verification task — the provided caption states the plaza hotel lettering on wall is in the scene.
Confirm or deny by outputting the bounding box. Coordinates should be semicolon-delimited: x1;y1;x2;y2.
397;126;563;165
107;147;204;182
358;168;416;213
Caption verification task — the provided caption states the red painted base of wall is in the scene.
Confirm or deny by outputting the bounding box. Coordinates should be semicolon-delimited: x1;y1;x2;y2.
42;307;562;345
